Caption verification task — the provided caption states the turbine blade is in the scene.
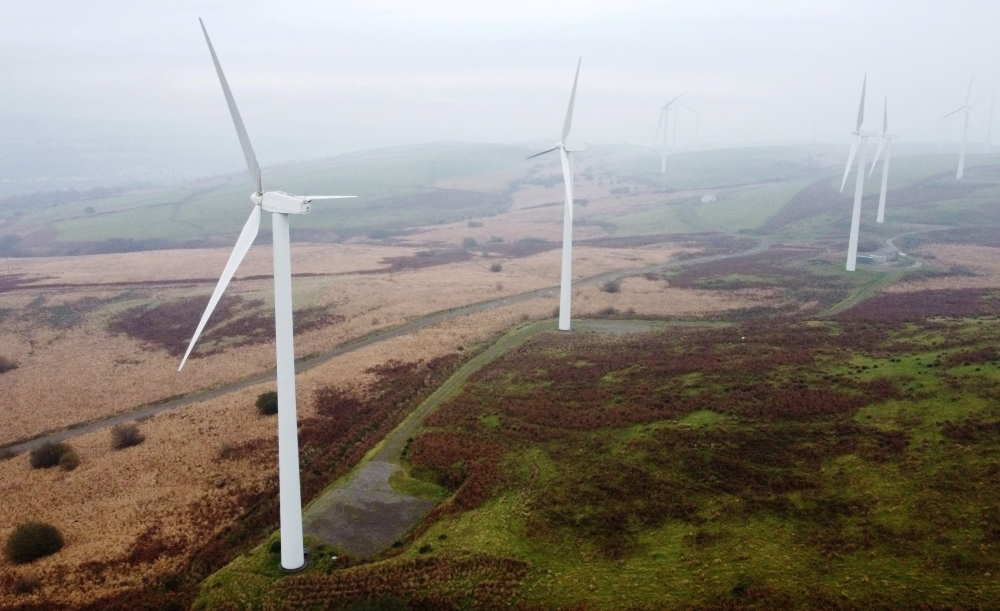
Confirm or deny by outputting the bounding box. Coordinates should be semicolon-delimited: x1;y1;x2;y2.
178;205;261;370
526;147;559;160
882;96;888;135
941;106;967;120
841;136;859;192
966;73;975;106
663;93;684;109
653;109;664;147
869;139;885;177
856;75;867;131
199;18;263;196
561;58;582;142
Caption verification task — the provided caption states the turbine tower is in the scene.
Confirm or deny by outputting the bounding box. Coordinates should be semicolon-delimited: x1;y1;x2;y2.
868;97;896;224
180;19;355;572
527;59;585;331
941;75;977;179
653;94;683;173
840;75;878;272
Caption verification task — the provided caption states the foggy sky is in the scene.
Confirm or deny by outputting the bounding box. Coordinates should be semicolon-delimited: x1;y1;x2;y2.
2;0;999;179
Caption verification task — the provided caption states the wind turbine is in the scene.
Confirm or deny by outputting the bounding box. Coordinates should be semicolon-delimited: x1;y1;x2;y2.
180;19;355;572
527;59;585;331
653;94;683;173
840;75;877;272
941;75;977;179
868;97;896;224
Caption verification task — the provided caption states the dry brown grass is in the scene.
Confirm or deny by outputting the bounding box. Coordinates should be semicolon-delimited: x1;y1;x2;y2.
886;244;1000;293
0;241;699;445
6;243;414;285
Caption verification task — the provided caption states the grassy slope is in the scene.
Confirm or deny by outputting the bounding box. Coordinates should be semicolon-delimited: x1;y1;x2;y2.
4;143;531;246
384;314;1000;609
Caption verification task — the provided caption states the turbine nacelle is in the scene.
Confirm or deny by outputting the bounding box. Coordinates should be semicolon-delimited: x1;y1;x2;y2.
559;141;587;152
252;191;355;215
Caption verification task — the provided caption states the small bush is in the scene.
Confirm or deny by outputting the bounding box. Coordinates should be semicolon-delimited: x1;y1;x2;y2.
0;356;17;374
83;206;96;215
467;220;483;228
598;307;618;316
418;544;433;554
58;449;80;471
601;279;621;293
490;262;503;273
29;442;71;469
5;522;64;564
256;391;279;416
111;423;145;450
462;236;478;248
13;574;40;594
489;235;504;243
269;539;282;554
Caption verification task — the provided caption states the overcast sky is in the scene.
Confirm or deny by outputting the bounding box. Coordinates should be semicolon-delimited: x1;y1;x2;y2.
1;0;999;178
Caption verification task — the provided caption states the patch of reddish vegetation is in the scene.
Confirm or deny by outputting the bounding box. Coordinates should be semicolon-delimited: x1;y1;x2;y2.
107;295;341;357
482;239;558;258
377;249;473;272
277;554;529;610
0;273;54;293
837;288;1000;325
943;347;999;368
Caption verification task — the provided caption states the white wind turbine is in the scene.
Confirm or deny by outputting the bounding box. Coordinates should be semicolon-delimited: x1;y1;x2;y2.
179;19;355;572
868;97;896;224
941;75;978;179
653;94;683;173
840;75;878;272
527;59;585;332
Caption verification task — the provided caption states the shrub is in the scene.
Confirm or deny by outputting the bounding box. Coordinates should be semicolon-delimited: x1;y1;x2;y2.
490;262;503;273
83;206;96;215
489;235;504;243
58;449;80;471
4;522;64;564
467;220;483;228
462;236;478;248
601;279;621;293
29;442;71;469
111;423;145;450
13;574;40;594
0;447;18;461
256;391;279;416
418;544;433;554
0;356;17;374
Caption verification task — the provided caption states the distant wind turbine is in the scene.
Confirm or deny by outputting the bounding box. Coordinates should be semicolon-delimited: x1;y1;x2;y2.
653;94;683;173
180;19;355;572
527;59;585;331
868;97;896;224
840;75;878;272
941;74;978;179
